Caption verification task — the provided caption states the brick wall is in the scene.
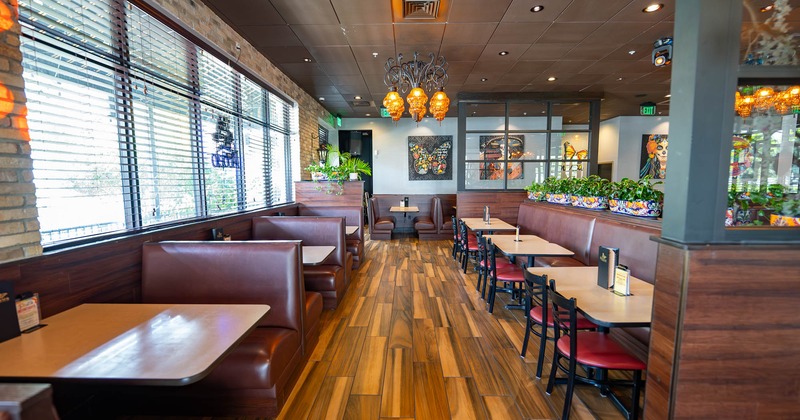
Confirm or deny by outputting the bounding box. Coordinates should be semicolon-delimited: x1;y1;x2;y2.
151;0;331;180
0;0;41;261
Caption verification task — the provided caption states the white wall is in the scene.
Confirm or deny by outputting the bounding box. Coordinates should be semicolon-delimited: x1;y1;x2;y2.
599;116;670;181
339;117;458;194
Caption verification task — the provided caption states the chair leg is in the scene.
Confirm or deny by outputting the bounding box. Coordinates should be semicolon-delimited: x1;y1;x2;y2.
631;370;642;420
546;349;559;395
535;321;548;379
488;279;497;313
451;242;457;259
561;355;578;420
521;317;532;357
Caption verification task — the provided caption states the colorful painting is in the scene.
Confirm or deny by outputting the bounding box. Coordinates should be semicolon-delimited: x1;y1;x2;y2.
639;134;668;179
479;135;525;180
408;135;452;180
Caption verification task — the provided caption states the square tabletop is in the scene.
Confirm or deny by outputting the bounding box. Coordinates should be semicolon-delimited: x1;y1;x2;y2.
485;234;574;258
389;206;419;212
527;266;653;328
0;303;270;385
345;225;359;235
461;218;516;232
303;245;335;265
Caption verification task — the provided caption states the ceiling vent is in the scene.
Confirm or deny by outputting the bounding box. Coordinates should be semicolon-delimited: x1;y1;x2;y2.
403;0;440;19
350;100;372;107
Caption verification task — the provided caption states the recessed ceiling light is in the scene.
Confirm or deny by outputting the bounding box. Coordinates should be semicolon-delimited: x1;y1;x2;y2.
547;76;557;81
761;4;775;12
319;97;325;101
617;77;623;81
371;52;378;58
628;50;636;55
541;110;546;114
530;5;544;12
643;3;663;13
480;78;488;82
365;113;371;116
499;51;509;56
523;112;528;116
354;95;362;100
303;57;312;62
665;94;671;98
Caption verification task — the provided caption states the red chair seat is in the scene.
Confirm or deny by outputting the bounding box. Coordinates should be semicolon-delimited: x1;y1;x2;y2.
529;306;597;329
479;258;514;269
556;332;647;371
495;267;524;282
467;238;479;248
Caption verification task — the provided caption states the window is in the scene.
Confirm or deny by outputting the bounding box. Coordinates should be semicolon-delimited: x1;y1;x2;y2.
19;0;297;246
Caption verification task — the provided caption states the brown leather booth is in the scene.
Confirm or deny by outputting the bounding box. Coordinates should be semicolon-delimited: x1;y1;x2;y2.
140;241;310;416
252;216;350;309
298;205;364;269
367;197;395;240
413;197;440;239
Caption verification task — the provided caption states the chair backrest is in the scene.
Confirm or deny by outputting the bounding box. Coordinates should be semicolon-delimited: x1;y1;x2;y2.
524;271;549;317
252;216;346;266
459;219;470;251
451;215;458;239
486;237;499;277
142;241;304;332
548;279;579;353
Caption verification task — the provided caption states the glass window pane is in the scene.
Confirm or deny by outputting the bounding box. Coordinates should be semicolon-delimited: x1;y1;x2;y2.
508;162;548;189
551;132;590;161
202;110;241;215
465;162;505;190
548;162;589;180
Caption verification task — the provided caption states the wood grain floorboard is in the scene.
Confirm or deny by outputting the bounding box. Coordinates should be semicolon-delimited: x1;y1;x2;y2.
120;236;630;420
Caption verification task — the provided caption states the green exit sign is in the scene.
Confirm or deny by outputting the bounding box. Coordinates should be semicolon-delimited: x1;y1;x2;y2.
640;102;656;116
380;107;391;118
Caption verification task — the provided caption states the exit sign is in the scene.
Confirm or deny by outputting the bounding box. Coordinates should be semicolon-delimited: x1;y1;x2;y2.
640;102;657;116
380;107;391;118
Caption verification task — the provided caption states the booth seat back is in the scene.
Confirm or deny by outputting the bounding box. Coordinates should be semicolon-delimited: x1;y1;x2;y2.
298;205;363;242
540;209;596;265
589;219;660;283
142;240;304;332
252;216;346;267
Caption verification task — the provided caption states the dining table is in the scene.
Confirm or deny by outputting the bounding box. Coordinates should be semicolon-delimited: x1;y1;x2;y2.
345;225;359;235
302;245;335;265
526;266;654;328
0;303;270;385
461;217;517;233
485;234;574;266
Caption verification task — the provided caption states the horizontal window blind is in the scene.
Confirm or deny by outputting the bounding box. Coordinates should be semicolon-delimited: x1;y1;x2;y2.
20;0;298;246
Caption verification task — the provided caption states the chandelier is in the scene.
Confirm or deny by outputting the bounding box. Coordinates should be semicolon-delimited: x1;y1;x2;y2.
735;85;800;117
383;52;449;124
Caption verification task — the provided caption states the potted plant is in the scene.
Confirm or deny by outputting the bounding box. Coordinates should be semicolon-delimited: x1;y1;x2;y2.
544;177;572;205
769;193;800;226
338;154;372;181
572;175;611;210
304;145;371;194
726;183;783;226
524;180;547;201
607;176;664;217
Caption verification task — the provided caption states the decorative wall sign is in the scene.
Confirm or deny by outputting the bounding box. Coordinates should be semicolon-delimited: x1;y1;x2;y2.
639;134;668;179
408;135;452;180
211;116;240;168
479;135;525;180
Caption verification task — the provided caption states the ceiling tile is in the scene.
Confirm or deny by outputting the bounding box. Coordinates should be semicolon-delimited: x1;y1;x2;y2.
331;0;393;24
566;42;623;61
343;25;395;46
438;45;486;61
477;44;530;61
588;22;654;45
393;23;446;45
291;25;349;46
501;0;571;23
557;0;632;22
328;75;368;86
448;0;513;23
489;22;549;44
471;60;515;75
520;43;576;60
357;58;390;76
543;60;595;74
612;1;676;22
306;46;356;63
270;0;339;24
204;0;286;26
442;23;499;45
275;63;328;77
352;46;397;62
322;60;363;76
239;25;301;47
581;59;653;74
538;22;603;43
259;46;314;63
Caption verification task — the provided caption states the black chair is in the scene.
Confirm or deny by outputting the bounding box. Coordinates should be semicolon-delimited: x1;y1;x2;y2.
477;234;515;300
520;272;596;378
451;215;461;261
458;219;479;274
545;279;646;420
486;238;525;313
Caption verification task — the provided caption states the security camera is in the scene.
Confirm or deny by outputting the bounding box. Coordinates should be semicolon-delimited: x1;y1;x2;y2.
652;37;673;67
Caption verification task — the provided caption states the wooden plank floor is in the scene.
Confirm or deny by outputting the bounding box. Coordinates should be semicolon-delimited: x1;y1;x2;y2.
278;234;629;420
118;234;634;420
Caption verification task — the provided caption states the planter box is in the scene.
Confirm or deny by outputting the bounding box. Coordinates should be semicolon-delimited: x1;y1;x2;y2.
527;191;545;201
545;193;571;205
572;195;609;210
608;199;662;218
770;214;800;226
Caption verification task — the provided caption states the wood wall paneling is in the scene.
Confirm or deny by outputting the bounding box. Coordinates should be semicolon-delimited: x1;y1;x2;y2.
456;192;528;226
295;181;364;207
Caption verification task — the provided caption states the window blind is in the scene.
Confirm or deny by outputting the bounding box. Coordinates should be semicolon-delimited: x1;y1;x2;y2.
19;0;298;246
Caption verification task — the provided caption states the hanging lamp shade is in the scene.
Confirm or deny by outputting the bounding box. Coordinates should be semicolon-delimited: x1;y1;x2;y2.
429;88;449;122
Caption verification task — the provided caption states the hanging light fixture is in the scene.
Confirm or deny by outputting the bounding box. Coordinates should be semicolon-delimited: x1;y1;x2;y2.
734;86;800;117
383;51;449;124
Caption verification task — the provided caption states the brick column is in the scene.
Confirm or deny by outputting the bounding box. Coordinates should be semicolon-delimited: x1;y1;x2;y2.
0;0;42;261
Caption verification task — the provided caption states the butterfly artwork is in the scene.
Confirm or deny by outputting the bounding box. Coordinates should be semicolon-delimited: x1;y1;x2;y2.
408;136;453;180
561;141;588;176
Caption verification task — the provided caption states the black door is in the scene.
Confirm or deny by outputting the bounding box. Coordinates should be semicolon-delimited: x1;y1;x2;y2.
338;130;373;196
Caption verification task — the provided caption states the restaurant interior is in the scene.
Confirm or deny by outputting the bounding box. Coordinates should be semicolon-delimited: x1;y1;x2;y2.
0;0;798;419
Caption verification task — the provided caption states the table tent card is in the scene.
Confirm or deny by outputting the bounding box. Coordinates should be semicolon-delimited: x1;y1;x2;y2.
597;246;619;289
613;265;632;296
